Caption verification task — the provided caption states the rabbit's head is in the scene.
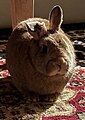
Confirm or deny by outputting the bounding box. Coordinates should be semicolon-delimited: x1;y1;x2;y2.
25;6;74;77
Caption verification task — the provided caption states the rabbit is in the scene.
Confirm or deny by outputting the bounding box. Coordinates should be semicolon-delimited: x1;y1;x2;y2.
6;5;75;96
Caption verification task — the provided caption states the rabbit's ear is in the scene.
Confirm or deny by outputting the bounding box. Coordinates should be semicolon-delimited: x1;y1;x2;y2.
26;21;47;39
49;5;63;32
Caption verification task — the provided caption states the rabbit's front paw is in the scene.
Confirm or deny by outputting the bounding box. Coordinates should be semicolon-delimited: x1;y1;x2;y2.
46;60;60;76
46;57;68;76
57;57;69;75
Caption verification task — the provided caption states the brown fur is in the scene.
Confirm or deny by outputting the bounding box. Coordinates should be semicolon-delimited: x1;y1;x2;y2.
6;5;75;95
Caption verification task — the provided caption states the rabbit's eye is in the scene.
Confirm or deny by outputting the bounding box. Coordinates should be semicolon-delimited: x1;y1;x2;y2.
41;44;48;54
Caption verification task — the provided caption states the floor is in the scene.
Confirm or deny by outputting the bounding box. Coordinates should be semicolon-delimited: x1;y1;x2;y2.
0;23;85;120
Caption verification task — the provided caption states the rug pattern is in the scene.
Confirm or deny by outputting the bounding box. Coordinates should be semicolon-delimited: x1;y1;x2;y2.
0;57;85;120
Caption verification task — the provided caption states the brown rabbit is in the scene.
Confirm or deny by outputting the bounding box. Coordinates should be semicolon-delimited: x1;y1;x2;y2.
6;5;75;95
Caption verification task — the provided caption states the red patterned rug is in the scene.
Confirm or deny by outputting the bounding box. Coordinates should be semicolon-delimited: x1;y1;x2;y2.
0;57;85;120
0;26;85;120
